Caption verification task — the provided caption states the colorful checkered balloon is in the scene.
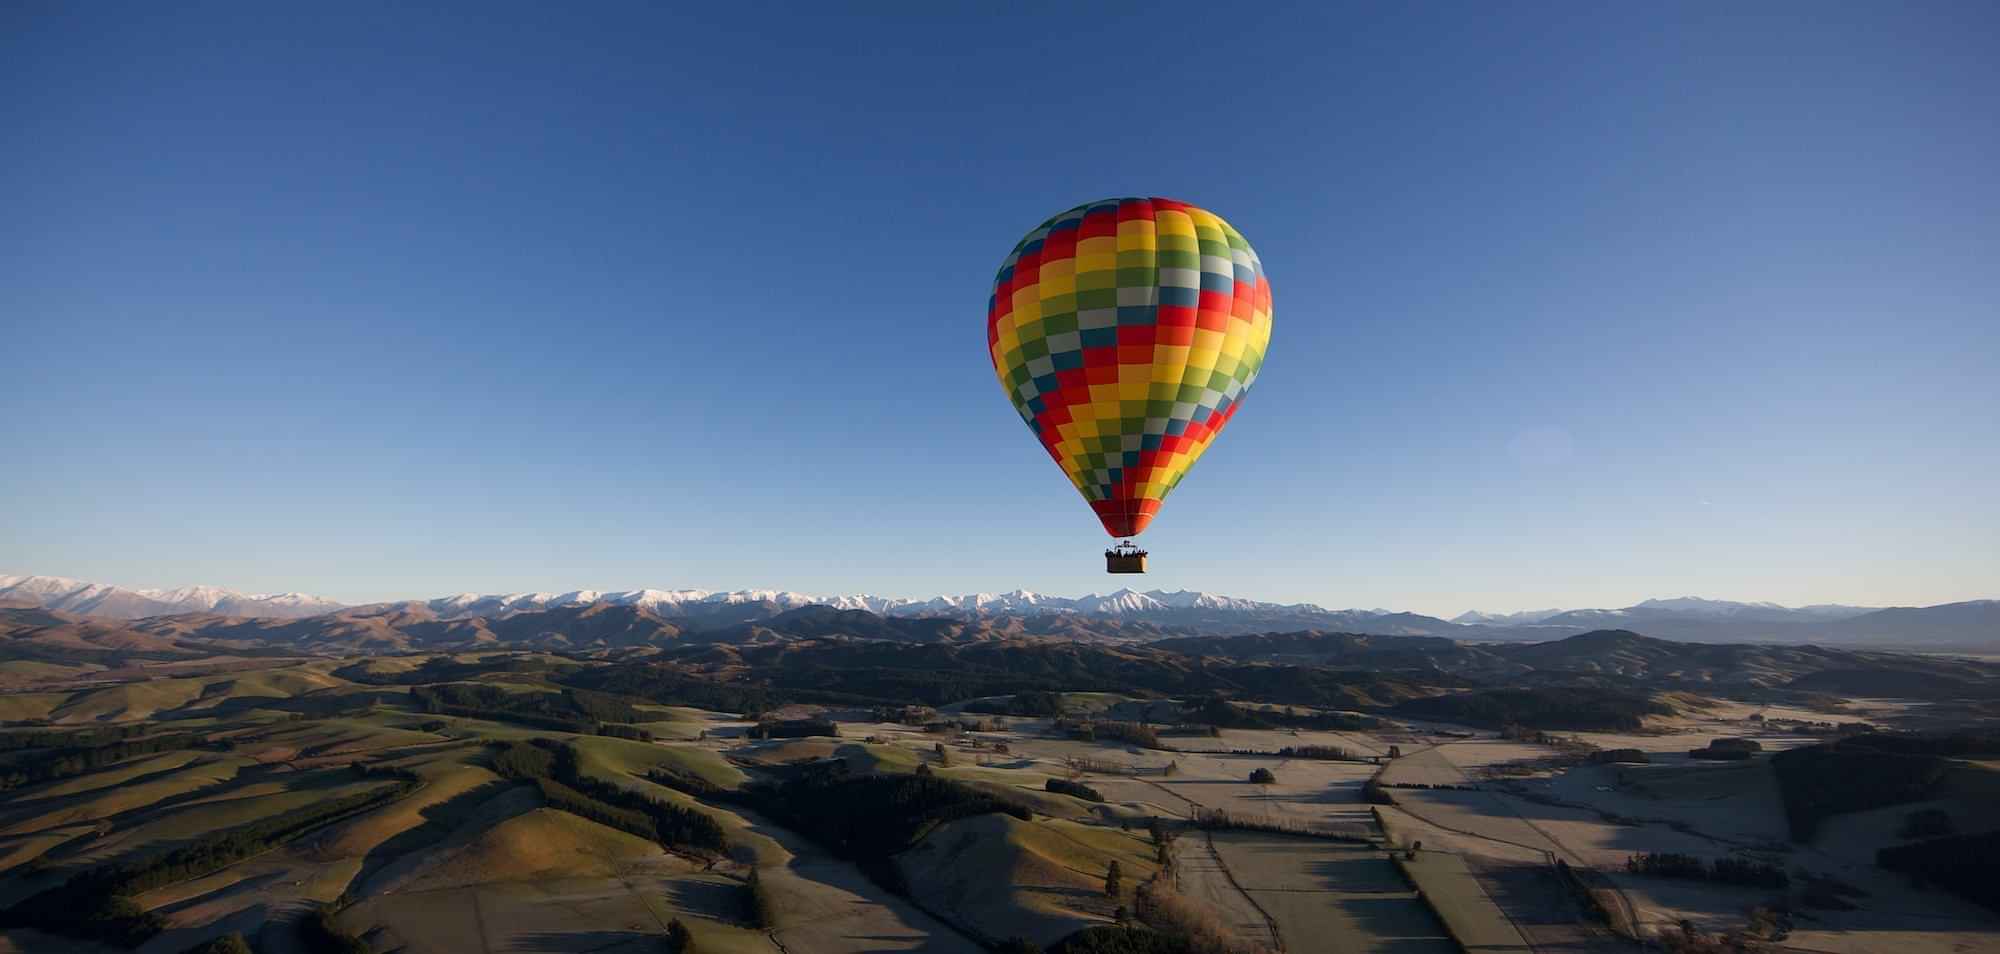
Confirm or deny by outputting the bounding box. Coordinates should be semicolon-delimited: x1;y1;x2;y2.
987;197;1273;537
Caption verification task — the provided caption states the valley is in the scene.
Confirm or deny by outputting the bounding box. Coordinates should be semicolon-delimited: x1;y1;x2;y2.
0;594;1994;953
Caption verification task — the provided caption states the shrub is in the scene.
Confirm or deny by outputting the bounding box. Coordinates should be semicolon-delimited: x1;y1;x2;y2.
663;917;693;953
1248;768;1276;785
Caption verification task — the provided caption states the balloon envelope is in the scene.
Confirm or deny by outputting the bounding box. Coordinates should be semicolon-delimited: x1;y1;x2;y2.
987;197;1272;537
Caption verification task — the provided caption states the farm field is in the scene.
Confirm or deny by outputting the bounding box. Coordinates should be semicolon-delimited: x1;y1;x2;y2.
1395;850;1527;953
1210;832;1455;954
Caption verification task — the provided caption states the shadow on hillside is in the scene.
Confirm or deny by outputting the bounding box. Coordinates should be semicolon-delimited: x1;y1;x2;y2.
661;876;750;923
1466;858;1579;926
142;901;276;954
30;761;374;869
349;779;527;891
827;933;977;954
1303;853;1409;894
514;929;663;952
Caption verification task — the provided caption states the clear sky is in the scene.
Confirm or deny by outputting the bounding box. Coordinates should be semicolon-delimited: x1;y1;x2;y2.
4;3;1995;616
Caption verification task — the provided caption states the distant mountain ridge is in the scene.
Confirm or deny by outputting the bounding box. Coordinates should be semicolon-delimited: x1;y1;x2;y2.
414;586;1339;621
1;573;1992;647
0;574;343;620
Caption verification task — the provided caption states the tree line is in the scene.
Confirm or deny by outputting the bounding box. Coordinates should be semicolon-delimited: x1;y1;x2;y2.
1625;851;1789;889
1393;688;1671;732
486;739;728;857
1771;737;1955;841
409;684;655;739
1878;829;2000;913
0;731;205;791
1046;778;1105;802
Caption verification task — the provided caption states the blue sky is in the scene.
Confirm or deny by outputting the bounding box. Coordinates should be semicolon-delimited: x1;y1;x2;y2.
3;3;1995;616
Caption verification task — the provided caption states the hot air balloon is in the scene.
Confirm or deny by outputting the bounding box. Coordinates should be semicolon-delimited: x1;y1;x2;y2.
986;197;1273;573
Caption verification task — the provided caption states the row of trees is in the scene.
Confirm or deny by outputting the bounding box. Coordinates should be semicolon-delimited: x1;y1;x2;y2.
1182;695;1382;732
0;723;159;751
1273;745;1355;761
1625;852;1789;889
1055;718;1161;749
409;684;654;737
534;777;659;840
1046;778;1105;802
486;740;728;857
0;731;205;791
747;719;839;739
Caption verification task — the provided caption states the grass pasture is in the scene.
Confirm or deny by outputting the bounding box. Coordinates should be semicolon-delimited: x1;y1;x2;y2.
1210;831;1457;954
0;693;76;722
382;807;666;891
17;749;206;801
572;736;747;790
0;755;255;838
1397;850;1530;953
897;812;1150;946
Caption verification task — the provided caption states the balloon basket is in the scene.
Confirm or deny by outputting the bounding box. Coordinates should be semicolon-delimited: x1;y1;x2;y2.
1104;541;1147;574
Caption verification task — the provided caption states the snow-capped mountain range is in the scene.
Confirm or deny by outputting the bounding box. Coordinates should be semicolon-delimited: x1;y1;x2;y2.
0;575;344;620
0;574;1325;623
7;572;1990;646
416;586;1313;620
